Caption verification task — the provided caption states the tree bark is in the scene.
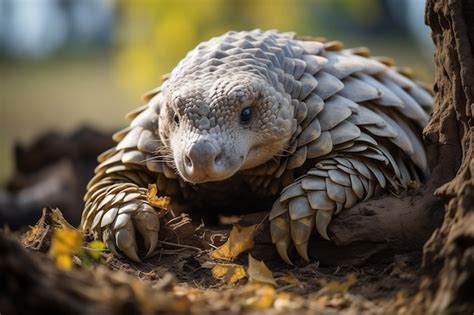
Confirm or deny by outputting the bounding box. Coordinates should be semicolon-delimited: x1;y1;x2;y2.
422;0;474;312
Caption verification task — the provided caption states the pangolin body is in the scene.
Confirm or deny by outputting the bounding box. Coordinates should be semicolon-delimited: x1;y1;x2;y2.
81;30;433;263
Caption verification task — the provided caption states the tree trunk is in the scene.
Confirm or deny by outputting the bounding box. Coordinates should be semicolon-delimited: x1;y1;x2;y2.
422;0;474;312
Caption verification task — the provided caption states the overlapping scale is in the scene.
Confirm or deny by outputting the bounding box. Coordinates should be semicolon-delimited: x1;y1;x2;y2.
79;30;433;265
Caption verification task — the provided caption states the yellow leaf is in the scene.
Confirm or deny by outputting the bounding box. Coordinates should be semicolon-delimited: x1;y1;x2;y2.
244;284;276;309
147;184;171;210
49;227;83;271
247;254;276;287
210;224;257;261
50;228;83;257
56;254;73;271
211;264;247;284
273;292;304;310
86;240;106;260
319;273;357;293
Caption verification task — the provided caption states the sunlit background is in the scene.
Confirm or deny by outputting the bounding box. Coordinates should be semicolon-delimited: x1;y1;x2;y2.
0;0;433;184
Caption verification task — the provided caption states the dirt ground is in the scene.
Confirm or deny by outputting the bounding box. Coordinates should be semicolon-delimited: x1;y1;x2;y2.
0;126;441;315
0;205;435;315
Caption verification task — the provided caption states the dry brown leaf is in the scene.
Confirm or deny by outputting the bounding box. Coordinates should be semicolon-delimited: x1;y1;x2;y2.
277;274;301;286
247;254;277;287
147;184;171;210
51;208;76;229
211;263;247;284
210;224;257;261
319;273;357;293
22;221;47;246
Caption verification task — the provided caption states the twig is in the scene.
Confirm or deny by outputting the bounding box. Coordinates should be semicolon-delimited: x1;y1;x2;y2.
159;240;203;252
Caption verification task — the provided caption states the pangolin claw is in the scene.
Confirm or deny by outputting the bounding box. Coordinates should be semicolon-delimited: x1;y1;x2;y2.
290;216;314;262
115;221;141;262
144;231;158;257
271;198;336;264
295;242;310;262
102;228;120;257
133;208;160;257
316;210;333;241
275;240;293;265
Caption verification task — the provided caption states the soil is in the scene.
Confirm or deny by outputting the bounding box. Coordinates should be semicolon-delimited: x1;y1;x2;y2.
0;208;430;315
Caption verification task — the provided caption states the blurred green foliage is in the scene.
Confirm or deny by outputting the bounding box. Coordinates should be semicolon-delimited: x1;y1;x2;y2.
114;0;385;97
116;0;304;95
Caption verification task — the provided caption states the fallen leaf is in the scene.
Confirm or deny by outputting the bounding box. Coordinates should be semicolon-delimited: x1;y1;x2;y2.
49;227;83;270
210;224;257;261
56;253;74;270
244;284;276;309
277;274;301;286
212;263;247;284
247;254;276;287
86;240;106;260
22;220;47;246
273;292;304;311
51;208;76;229
147;184;171;210
50;228;83;256
319;273;357;293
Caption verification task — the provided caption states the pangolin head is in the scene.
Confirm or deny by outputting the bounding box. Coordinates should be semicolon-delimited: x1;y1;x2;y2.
158;32;297;183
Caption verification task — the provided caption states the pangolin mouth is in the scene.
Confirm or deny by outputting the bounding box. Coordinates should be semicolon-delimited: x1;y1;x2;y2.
178;166;241;184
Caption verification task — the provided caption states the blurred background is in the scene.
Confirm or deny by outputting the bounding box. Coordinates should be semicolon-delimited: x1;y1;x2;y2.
0;0;433;227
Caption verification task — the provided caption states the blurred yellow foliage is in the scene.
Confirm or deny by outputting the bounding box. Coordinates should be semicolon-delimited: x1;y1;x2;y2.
114;0;311;99
114;0;399;100
244;284;276;308
342;0;382;26
87;240;107;260
50;227;83;270
49;226;106;270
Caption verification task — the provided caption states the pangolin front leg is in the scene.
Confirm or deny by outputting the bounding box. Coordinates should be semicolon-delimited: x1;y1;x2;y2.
269;155;383;264
81;155;161;262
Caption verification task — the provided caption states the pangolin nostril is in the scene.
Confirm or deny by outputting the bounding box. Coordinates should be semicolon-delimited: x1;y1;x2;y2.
214;152;224;167
184;155;193;168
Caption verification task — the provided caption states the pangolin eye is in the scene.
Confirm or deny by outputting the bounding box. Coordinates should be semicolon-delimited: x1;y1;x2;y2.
240;107;252;125
173;113;180;125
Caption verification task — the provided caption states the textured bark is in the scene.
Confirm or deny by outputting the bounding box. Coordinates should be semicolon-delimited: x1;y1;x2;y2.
239;190;443;267
422;0;474;312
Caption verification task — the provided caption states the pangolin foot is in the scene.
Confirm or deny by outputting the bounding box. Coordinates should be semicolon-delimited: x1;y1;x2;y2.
269;197;333;264
98;202;160;262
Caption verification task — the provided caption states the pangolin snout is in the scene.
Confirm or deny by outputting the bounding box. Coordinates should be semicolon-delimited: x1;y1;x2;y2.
182;139;230;182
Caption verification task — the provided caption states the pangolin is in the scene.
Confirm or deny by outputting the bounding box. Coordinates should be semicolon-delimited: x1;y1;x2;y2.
81;29;433;264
